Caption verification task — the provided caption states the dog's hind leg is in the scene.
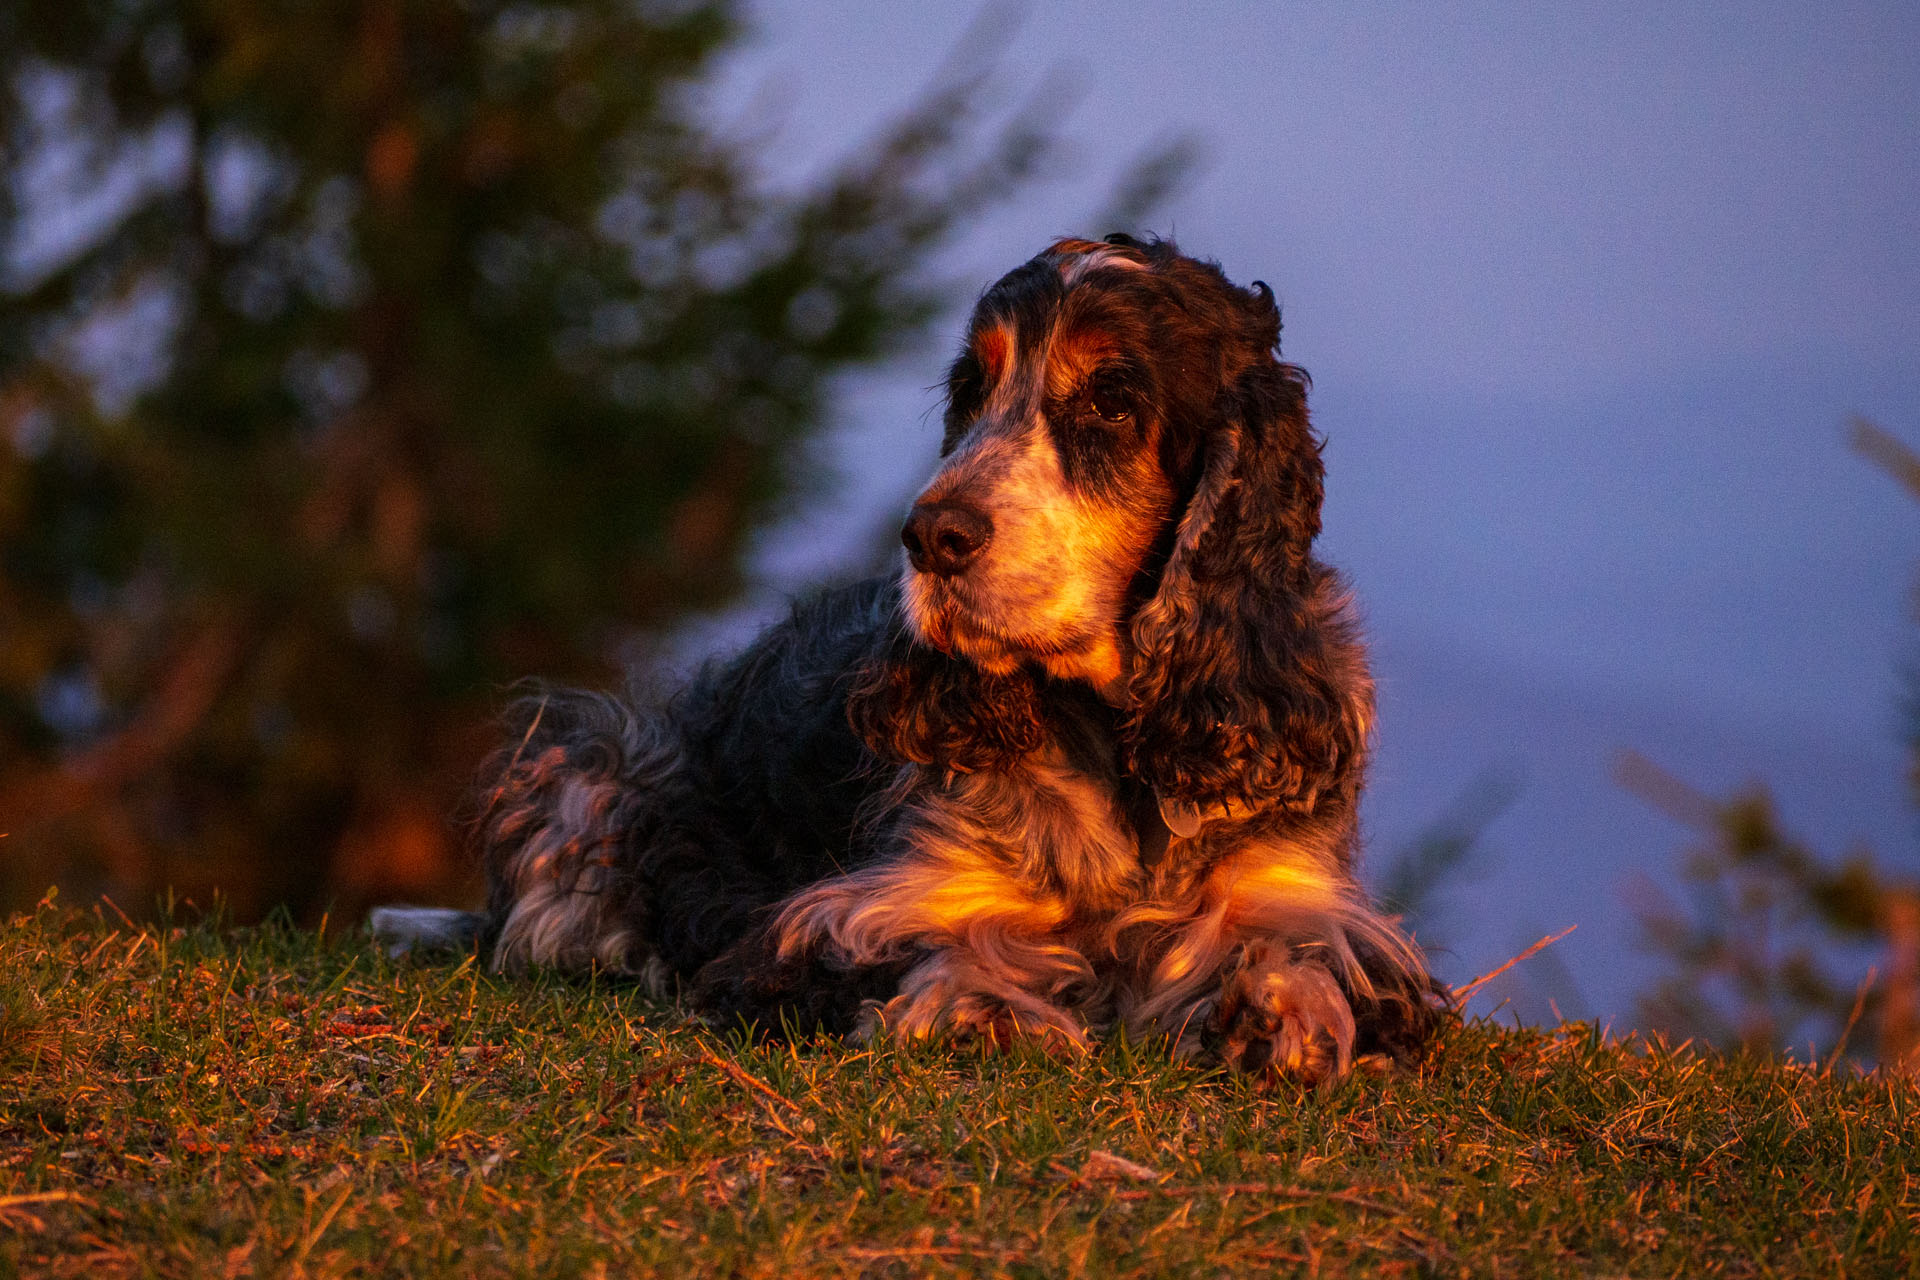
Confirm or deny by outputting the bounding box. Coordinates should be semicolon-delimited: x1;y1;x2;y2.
477;687;683;991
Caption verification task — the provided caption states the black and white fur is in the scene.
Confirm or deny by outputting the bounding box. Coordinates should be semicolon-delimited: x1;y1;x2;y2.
375;236;1444;1084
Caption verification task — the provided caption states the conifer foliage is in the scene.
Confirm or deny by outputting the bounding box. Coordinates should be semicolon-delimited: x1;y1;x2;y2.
0;1;1049;914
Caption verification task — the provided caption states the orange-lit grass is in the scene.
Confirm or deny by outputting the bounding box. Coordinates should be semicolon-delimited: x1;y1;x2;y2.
2;898;1915;1278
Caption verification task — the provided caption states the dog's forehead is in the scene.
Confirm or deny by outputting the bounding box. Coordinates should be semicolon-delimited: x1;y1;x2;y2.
966;255;1061;344
1040;319;1126;400
964;246;1155;379
1056;244;1150;288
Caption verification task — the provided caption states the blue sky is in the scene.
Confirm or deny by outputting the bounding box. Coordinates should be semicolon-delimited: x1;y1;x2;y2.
702;1;1920;1021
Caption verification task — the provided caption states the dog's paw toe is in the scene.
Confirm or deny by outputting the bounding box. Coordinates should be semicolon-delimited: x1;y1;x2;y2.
863;987;1088;1056
1212;951;1355;1088
951;1000;1086;1056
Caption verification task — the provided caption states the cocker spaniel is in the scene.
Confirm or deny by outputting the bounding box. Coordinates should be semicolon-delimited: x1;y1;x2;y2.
374;235;1444;1084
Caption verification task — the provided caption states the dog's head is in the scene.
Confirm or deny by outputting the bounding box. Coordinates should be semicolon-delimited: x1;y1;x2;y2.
855;236;1369;822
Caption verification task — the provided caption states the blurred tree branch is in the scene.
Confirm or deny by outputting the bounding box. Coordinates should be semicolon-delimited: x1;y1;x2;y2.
1375;766;1516;954
0;1;1186;916
1626;418;1920;1074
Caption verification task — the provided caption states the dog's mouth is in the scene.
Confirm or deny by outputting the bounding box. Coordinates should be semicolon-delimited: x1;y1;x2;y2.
905;572;1095;676
906;580;1016;672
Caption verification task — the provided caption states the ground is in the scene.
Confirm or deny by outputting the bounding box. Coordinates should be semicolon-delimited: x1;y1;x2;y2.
2;900;1915;1278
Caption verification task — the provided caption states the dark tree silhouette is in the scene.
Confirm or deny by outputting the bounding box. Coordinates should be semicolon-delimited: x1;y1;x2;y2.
0;1;1165;917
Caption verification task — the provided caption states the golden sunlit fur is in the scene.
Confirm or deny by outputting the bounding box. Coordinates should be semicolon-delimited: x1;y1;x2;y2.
425;237;1445;1089
770;237;1440;1080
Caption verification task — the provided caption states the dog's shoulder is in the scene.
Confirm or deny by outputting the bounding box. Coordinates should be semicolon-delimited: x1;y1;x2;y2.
672;575;900;869
687;575;898;716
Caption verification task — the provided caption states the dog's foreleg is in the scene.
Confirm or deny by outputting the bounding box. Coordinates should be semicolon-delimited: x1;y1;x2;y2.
772;849;1095;1052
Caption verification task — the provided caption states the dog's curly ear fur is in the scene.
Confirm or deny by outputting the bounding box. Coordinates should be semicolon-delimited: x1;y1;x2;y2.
846;622;1046;772
1122;288;1372;816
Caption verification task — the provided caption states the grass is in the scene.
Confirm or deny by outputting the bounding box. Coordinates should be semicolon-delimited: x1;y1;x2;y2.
2;899;1915;1278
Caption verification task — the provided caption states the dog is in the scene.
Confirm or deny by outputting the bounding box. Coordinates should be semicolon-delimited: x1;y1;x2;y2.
373;235;1444;1084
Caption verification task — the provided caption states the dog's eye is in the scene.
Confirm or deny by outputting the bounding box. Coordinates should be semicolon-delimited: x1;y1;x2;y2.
1088;378;1133;424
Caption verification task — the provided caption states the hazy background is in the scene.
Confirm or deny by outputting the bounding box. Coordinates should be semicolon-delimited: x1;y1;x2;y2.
4;0;1916;1035
692;0;1920;1022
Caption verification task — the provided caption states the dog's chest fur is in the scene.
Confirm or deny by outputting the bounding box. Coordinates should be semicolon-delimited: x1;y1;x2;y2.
915;692;1191;920
966;749;1145;911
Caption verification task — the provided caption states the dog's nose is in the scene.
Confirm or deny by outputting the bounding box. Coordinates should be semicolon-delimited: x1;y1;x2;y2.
901;500;993;577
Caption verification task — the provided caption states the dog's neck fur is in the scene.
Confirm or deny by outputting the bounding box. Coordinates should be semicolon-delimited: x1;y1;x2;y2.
1013;676;1178;870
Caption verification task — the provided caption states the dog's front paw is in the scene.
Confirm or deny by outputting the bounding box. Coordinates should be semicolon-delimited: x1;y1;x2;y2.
689;929;914;1040
1211;945;1356;1088
856;952;1090;1055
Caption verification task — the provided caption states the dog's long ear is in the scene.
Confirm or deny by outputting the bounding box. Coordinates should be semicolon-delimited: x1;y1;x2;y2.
1121;308;1372;823
846;623;1045;773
